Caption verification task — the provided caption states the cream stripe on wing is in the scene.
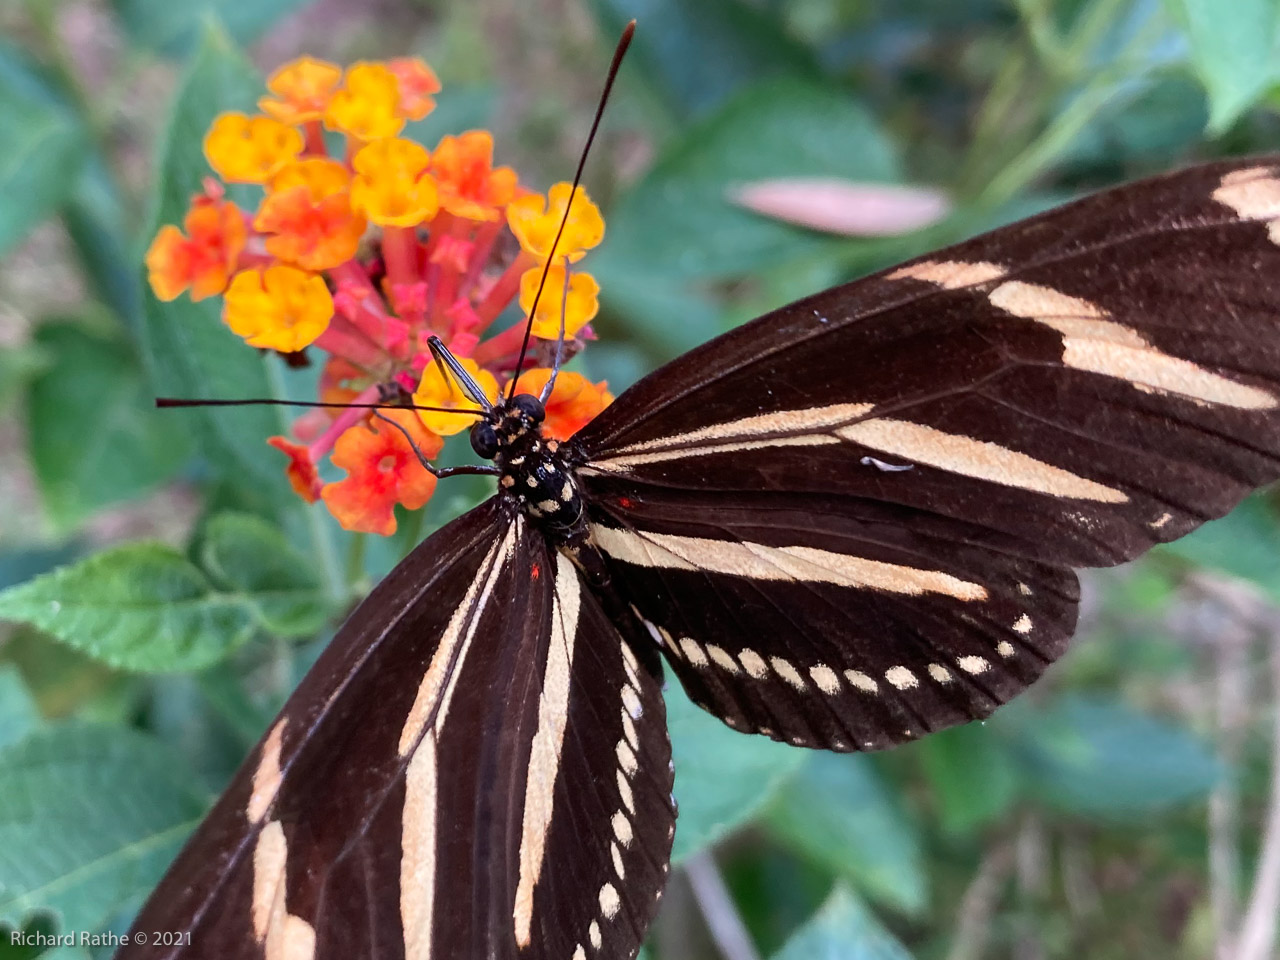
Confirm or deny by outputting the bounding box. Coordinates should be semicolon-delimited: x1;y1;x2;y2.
591;524;986;601
836;417;1127;502
1212;168;1280;222
398;520;519;960
401;737;437;960
988;280;1276;410
584;434;840;472
398;522;520;757
514;552;583;947
887;259;1007;288
247;719;287;824
595;402;875;458
252;821;317;960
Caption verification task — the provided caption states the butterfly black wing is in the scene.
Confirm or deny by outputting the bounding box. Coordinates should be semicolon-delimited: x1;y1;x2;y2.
120;499;674;960
573;156;1280;750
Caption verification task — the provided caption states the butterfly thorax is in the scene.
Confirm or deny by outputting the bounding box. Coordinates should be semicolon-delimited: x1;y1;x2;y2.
473;394;587;544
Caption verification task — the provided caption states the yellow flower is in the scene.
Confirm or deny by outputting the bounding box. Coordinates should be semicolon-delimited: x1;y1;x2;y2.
520;264;599;339
507;182;604;262
223;265;332;352
324;62;404;142
268;156;352;195
350;138;439;227
259;56;343;124
413;355;498;436
203;112;304;184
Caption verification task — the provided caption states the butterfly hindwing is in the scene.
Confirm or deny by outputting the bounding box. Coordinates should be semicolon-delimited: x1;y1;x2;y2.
574;156;1280;749
119;499;673;960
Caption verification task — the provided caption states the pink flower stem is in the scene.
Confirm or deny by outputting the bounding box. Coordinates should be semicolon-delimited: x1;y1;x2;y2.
382;226;421;287
472;322;528;371
430;260;459;330
303;120;328;157
314;317;388;373
308;384;382;460
421;210;455;265
475;251;534;329
459;220;503;299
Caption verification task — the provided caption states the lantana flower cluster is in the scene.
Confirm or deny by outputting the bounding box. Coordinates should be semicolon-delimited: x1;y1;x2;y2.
146;56;614;535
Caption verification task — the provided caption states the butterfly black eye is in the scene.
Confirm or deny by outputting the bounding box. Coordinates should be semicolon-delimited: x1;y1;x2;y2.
470;421;500;459
511;393;545;422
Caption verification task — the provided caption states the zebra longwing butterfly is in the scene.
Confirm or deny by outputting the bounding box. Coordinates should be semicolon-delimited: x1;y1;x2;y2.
118;131;1280;960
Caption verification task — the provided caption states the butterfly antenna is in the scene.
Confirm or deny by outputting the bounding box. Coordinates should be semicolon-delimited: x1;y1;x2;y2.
539;254;573;403
508;19;635;401
155;397;482;416
372;411;499;478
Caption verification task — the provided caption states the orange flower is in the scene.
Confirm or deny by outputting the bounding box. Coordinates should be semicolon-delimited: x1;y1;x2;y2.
431;131;518;221
259;56;343;124
204;113;304;184
324;62;404;142
507;182;603;262
267;436;322;502
413;355;498;436
506;369;612;440
519;264;599;339
350;138;439;227
145;195;247;302
321;411;442;534
223;265;333;351
388;58;441;120
256;158;367;270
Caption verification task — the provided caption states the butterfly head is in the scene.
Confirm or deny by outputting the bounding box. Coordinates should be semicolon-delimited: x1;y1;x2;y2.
478;392;586;539
469;393;545;460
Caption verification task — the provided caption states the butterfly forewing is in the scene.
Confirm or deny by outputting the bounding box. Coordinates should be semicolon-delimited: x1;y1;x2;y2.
119;498;672;960
574;156;1280;749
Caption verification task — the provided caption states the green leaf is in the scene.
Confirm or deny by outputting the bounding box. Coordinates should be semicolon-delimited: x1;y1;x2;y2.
764;755;926;915
593;271;723;362
1159;494;1280;601
1012;695;1224;819
199;513;330;636
0;724;207;935
139;24;297;516
595;77;901;284
771;884;916;960
0;43;88;257
404;87;498;145
0;543;256;673
668;685;806;862
0;911;63;960
26;322;193;531
62;157;144;332
0;666;39;750
915;723;1021;835
1164;0;1280;132
589;0;819;118
108;0;310;56
0;343;50;413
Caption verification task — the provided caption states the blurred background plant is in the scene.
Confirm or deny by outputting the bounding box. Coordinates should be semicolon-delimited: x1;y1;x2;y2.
2;0;1280;958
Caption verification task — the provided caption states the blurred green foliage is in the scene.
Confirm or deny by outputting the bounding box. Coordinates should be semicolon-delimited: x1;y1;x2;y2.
1;1;1279;958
